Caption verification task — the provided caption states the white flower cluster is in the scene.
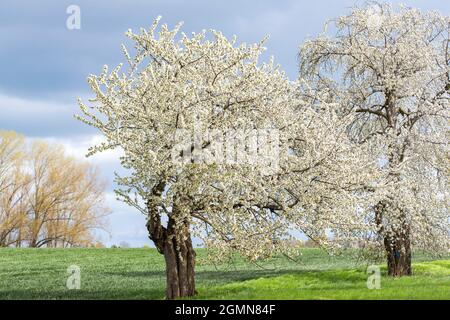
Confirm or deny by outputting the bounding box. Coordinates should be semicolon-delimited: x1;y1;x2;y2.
171;128;280;175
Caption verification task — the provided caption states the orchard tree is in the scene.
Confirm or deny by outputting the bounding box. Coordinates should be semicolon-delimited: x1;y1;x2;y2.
299;2;450;276
77;18;299;299
75;17;366;298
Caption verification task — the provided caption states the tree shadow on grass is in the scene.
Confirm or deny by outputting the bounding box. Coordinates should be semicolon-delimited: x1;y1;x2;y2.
102;268;289;283
0;269;373;300
0;288;165;300
102;270;165;278
103;267;366;287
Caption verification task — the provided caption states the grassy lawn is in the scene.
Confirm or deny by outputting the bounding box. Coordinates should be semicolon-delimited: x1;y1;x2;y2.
0;248;448;299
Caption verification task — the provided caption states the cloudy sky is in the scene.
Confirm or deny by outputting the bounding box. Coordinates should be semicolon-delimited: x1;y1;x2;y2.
0;0;447;247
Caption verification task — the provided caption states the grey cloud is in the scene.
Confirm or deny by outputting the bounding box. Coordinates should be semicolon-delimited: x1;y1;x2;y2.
0;93;94;137
0;0;446;98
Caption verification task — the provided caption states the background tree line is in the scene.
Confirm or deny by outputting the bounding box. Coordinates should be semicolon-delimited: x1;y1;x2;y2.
0;131;109;247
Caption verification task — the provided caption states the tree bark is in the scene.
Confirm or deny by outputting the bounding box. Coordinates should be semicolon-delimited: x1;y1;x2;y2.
375;201;412;277
384;232;412;276
163;219;196;299
146;186;196;299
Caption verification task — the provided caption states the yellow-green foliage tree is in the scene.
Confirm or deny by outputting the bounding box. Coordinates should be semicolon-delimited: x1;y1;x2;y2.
0;131;28;247
0;131;109;247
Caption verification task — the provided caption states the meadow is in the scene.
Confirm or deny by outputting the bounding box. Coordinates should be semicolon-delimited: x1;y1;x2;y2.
0;248;449;299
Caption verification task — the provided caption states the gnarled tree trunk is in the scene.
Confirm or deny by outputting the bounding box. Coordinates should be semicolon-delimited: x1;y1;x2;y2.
163;219;196;299
376;201;412;277
146;187;196;299
384;232;412;276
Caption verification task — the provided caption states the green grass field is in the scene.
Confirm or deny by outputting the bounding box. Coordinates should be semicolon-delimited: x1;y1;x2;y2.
0;248;449;299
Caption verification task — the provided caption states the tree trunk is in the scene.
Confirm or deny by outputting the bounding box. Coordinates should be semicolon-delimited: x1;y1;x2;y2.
375;201;412;277
163;222;196;299
384;233;412;276
146;188;196;299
